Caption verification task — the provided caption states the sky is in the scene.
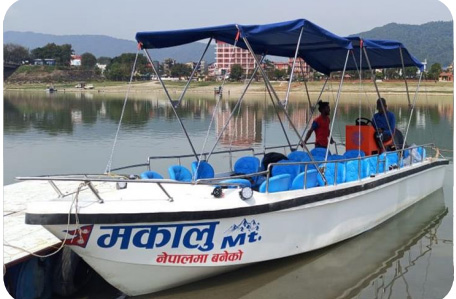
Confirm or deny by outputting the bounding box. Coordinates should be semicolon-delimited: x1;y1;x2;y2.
1;0;454;41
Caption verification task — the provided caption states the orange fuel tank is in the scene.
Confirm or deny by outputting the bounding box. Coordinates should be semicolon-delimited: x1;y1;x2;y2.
345;125;379;155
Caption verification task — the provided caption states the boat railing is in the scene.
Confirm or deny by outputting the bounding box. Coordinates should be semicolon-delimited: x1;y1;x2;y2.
110;147;256;173
16;144;439;199
261;143;437;192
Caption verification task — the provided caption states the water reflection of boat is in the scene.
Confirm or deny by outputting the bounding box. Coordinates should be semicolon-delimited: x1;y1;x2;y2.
22;19;448;296
144;189;447;299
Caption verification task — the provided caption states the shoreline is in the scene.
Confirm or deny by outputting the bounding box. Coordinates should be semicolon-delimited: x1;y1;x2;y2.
4;80;454;96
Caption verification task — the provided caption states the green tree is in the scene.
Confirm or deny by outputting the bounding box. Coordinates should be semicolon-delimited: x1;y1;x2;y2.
230;64;243;81
273;69;287;80
4;43;30;64
104;53;148;81
97;56;112;65
81;52;97;69
30;43;73;65
170;63;192;79
404;67;418;78
427;63;442;80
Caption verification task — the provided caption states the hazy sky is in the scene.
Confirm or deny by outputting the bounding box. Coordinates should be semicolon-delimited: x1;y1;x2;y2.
1;0;454;41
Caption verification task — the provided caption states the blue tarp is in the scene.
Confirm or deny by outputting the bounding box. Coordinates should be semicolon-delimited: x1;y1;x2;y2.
314;37;424;73
135;19;423;75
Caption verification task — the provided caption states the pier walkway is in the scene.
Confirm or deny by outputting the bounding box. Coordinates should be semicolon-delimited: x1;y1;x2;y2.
3;181;81;266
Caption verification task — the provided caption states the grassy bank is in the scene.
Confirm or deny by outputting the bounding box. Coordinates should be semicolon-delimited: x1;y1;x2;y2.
4;79;453;95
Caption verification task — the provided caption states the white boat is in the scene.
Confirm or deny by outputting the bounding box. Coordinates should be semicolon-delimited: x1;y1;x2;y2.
23;19;448;296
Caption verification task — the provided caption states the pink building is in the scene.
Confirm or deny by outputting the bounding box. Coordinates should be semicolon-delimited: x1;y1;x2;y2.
215;41;257;78
288;57;311;76
274;62;289;71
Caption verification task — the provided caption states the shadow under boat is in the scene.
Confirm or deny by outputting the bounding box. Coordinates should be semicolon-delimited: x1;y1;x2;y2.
134;188;447;299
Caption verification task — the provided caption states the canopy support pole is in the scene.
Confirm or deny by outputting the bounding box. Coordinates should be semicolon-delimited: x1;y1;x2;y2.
263;77;293;149
206;56;265;162
143;49;199;160
300;60;313;109
241;33;327;184
296;77;329;151
284;27;304;109
241;35;304;151
401;72;423;155
325;50;350;162
363;47;397;151
174;37;213;108
399;47;412;109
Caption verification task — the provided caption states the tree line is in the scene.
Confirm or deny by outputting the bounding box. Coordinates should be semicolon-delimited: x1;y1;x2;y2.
3;43;446;81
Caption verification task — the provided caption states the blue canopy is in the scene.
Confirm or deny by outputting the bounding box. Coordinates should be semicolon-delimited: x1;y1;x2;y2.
135;19;423;75
136;19;352;75
310;37;424;73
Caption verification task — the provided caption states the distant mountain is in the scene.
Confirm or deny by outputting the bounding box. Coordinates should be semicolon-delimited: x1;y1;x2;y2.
4;21;452;68
353;21;453;68
3;31;216;63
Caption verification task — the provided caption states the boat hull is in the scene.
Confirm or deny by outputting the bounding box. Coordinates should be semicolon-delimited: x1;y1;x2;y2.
36;161;447;296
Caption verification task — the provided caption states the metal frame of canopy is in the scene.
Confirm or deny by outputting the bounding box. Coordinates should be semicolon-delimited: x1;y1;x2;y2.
106;20;426;185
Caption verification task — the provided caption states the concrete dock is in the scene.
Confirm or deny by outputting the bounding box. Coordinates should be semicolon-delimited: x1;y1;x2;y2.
3;181;83;266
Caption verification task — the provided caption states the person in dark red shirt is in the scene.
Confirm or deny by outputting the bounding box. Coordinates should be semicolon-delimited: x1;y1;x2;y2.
302;101;334;148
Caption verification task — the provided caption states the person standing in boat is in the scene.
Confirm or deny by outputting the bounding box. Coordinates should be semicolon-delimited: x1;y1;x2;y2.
372;97;396;150
301;101;334;148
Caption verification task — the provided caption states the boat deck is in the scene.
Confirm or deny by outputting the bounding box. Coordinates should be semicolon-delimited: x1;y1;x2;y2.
3;181;81;266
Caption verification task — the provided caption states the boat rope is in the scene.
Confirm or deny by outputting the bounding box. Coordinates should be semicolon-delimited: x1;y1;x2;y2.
104;49;140;174
3;182;87;259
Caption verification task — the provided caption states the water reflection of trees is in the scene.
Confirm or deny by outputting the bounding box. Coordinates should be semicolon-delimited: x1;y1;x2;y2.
4;92;453;150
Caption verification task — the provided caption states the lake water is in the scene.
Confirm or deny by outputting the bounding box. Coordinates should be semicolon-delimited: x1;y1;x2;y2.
3;89;454;298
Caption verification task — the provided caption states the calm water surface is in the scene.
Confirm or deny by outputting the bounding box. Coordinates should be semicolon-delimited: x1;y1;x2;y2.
3;90;454;298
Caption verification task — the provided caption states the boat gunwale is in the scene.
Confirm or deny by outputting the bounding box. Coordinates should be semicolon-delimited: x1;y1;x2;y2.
25;159;449;225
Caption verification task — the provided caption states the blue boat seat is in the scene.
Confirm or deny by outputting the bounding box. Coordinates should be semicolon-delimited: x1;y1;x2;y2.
234;156;261;186
271;160;300;188
343;149;366;159
317;162;346;186
364;155;379;176
140;171;164;179
219;179;252;189
310;147;331;157
287;151;311;172
259;174;291;193
328;154;345;162
191;160;215;180
378;152;400;172
291;169;319;190
345;159;368;182
168;165;192;182
304;154;326;171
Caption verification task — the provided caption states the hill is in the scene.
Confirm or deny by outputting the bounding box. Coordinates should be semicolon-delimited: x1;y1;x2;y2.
353;21;453;68
4;21;453;68
3;31;216;63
